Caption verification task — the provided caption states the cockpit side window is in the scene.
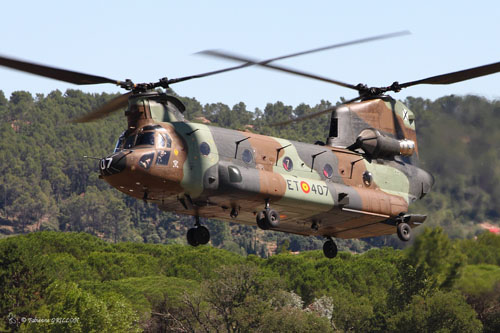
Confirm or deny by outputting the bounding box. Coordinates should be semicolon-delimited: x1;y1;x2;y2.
165;133;172;148
135;132;155;146
124;135;136;149
157;132;172;149
114;132;126;152
158;133;165;148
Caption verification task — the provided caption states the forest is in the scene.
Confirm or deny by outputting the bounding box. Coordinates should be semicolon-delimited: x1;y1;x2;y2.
1;89;500;331
1;230;500;332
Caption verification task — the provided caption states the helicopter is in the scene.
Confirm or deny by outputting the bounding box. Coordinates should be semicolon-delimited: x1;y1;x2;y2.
1;32;499;258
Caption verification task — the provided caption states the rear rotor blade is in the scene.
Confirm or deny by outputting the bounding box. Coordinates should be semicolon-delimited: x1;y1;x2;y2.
271;95;364;126
72;92;132;123
399;61;500;88
200;50;359;90
260;31;410;64
187;31;409;87
0;54;119;85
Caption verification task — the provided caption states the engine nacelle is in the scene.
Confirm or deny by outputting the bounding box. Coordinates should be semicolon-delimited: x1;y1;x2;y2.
356;129;415;158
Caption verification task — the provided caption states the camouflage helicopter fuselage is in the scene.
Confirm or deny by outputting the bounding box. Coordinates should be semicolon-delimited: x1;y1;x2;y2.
101;92;433;240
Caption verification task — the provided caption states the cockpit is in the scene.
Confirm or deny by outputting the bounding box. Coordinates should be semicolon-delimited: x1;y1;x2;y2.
114;125;172;152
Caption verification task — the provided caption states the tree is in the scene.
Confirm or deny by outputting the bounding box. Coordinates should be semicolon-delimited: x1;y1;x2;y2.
387;291;482;333
406;227;464;289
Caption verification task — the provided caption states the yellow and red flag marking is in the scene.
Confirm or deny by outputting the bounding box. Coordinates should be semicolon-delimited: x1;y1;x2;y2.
300;181;310;193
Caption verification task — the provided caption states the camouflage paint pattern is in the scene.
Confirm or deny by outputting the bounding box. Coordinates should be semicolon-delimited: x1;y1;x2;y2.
101;93;433;240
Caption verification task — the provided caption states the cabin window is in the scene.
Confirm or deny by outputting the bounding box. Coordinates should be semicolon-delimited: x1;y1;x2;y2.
136;132;155;146
363;171;372;186
242;149;253;164
200;142;211;156
156;150;171;165
323;164;333;178
282;156;293;171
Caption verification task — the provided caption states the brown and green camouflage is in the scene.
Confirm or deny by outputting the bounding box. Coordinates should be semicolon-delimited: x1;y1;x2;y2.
101;92;433;240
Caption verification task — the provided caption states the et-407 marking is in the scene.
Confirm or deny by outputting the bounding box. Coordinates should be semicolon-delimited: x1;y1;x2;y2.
286;179;329;196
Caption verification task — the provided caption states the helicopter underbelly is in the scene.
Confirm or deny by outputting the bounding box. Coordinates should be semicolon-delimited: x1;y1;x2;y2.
155;184;415;239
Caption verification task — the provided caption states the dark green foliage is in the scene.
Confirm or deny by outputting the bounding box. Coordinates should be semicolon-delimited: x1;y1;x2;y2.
407;95;500;237
387;291;483;333
2;231;496;331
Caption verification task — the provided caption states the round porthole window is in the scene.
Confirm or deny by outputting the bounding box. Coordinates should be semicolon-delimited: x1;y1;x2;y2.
283;156;293;171
242;149;253;163
323;164;333;178
200;142;211;156
363;171;373;186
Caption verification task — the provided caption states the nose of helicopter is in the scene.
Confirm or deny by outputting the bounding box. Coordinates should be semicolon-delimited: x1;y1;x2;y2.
99;151;128;176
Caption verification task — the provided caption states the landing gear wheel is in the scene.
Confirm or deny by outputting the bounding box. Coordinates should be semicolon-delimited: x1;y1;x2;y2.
397;222;411;242
265;209;280;228
256;211;269;230
187;228;199;247
194;226;210;245
323;239;338;259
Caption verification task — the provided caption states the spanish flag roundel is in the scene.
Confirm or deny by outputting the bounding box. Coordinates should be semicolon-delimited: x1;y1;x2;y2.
300;181;310;193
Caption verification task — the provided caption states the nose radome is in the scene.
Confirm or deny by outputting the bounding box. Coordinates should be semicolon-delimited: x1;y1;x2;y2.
100;152;127;176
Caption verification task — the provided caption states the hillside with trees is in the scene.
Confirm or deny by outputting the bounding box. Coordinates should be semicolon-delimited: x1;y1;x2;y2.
1;90;500;331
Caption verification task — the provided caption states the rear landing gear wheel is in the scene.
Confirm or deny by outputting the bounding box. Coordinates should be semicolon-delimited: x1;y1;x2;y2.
397;222;411;242
323;238;338;259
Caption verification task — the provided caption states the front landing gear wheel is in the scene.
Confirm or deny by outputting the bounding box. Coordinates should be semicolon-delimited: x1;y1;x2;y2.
397;222;411;242
265;209;280;228
187;228;199;247
194;226;210;245
323;238;338;259
256;211;270;230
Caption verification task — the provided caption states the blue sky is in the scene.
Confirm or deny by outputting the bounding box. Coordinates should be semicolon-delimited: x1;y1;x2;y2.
1;1;498;111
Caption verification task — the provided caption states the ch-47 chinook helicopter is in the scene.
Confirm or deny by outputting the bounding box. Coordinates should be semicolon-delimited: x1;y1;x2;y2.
1;32;499;258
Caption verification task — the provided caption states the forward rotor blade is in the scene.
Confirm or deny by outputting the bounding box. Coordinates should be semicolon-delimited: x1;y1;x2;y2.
271;95;364;126
0;54;119;85
167;63;253;85
72;92;132;123
200;50;359;90
399;61;500;88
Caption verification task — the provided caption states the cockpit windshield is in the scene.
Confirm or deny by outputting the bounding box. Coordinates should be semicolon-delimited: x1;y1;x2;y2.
135;132;155;146
116;126;169;151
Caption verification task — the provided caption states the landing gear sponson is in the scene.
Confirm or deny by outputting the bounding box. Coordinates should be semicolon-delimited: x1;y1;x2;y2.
395;214;426;242
186;216;210;247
